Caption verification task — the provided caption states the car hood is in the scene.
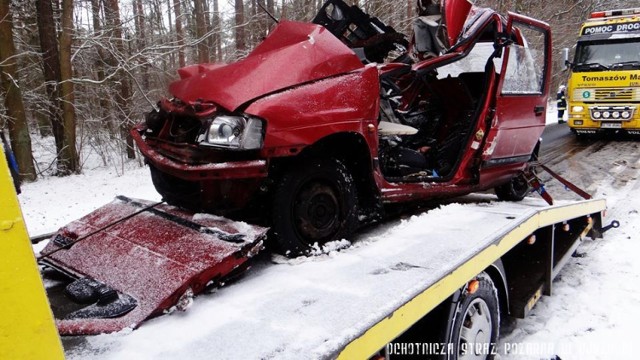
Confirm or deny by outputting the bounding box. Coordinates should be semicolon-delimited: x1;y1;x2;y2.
168;21;364;111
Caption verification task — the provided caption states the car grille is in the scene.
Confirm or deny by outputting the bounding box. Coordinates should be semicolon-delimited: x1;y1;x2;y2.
593;88;637;102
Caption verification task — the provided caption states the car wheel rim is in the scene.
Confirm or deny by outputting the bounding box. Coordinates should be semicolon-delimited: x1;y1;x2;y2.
294;182;340;244
513;175;530;196
458;298;493;360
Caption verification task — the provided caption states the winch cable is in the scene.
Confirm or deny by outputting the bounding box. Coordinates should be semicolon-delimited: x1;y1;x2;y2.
36;200;165;262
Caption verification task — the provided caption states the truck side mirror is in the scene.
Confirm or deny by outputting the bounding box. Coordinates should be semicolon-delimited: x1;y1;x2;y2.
561;48;570;70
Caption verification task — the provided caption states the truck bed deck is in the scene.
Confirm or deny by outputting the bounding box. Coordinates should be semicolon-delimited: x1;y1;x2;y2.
61;196;606;360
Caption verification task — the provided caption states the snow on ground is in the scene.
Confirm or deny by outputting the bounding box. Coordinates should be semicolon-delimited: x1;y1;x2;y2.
496;144;640;358
16;115;640;359
497;107;640;359
499;184;640;359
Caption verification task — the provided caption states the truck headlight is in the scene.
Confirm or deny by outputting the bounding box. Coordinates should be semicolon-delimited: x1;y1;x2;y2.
201;115;264;150
572;106;584;112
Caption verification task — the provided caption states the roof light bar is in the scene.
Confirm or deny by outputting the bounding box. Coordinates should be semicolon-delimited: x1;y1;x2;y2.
590;8;640;19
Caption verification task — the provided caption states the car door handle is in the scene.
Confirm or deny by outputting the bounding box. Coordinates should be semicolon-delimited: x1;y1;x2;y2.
534;106;545;116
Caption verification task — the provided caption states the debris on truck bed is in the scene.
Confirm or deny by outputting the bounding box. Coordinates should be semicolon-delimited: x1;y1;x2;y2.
39;196;267;335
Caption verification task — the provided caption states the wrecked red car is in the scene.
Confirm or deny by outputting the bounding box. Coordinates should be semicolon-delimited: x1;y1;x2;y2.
133;0;552;256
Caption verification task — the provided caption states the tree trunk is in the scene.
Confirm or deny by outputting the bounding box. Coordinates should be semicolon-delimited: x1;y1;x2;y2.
35;0;65;162
213;0;222;61
257;0;268;40
90;0;114;135
194;0;209;62
267;0;274;16
58;0;79;174
0;0;36;181
204;0;214;60
235;0;246;53
173;0;186;67
134;0;150;90
104;0;135;159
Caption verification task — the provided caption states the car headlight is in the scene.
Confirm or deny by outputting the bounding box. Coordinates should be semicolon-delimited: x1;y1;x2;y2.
201;115;264;150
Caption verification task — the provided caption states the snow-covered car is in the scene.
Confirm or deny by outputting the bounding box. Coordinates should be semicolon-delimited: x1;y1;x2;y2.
132;0;552;256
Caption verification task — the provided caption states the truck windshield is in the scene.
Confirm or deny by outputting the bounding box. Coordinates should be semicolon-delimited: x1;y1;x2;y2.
574;38;640;71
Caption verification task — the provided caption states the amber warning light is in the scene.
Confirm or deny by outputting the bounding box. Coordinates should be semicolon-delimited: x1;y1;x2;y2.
467;279;480;294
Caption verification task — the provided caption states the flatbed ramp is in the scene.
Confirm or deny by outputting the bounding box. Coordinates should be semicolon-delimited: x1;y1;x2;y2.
64;197;606;360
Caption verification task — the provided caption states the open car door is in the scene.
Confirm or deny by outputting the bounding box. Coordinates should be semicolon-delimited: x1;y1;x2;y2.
481;13;552;167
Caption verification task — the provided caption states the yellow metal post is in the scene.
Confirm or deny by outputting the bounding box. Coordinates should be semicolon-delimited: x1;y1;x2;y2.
0;147;64;359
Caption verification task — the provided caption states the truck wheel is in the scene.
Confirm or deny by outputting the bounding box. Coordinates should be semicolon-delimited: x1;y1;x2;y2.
447;272;499;360
271;158;358;256
495;174;530;201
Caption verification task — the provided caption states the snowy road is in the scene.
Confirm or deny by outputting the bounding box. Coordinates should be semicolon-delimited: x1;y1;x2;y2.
498;124;640;359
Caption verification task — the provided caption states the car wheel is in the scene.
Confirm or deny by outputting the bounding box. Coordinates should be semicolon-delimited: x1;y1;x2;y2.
495;173;530;201
447;272;499;360
271;158;358;256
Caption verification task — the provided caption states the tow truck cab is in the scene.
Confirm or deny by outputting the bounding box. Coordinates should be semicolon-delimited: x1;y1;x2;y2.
563;8;640;137
133;0;552;256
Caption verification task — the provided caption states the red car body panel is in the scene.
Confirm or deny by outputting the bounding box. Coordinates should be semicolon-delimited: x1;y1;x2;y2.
441;0;473;47
482;13;551;164
133;128;268;181
246;65;380;156
41;197;267;335
168;21;364;111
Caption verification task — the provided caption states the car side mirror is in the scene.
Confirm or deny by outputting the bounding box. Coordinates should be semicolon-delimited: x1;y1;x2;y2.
561;48;570;70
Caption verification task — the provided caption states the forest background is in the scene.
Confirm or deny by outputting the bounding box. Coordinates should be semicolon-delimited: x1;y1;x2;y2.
0;0;635;181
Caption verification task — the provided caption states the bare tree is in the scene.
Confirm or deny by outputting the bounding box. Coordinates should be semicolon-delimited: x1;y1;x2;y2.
58;0;80;173
173;0;187;67
194;0;210;62
212;0;223;61
104;0;135;159
0;0;36;181
134;0;151;91
89;0;113;131
36;0;79;175
235;0;246;52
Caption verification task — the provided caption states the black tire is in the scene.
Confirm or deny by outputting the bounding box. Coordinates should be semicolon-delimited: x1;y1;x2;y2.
495;173;530;201
271;158;358;256
447;272;499;360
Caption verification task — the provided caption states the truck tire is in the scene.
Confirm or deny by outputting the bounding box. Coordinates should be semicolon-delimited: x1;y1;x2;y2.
494;173;530;201
447;272;499;360
271;158;358;256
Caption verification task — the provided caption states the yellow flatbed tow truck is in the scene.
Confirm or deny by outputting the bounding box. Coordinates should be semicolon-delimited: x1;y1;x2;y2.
1;145;616;359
